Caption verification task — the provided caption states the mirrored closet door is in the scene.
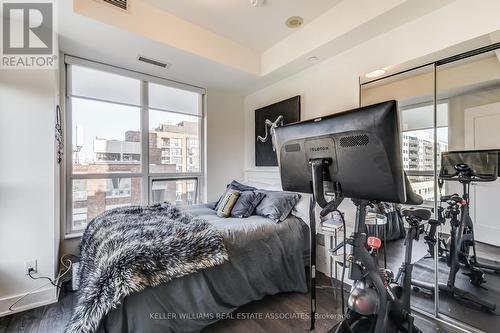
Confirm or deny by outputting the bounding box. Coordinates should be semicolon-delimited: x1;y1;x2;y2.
360;64;438;317
360;34;500;332
435;48;500;332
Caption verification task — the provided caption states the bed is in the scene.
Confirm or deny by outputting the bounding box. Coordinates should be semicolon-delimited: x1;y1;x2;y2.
93;203;310;333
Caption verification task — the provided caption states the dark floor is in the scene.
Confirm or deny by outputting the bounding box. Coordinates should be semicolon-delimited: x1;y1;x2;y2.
383;233;500;333
0;272;455;333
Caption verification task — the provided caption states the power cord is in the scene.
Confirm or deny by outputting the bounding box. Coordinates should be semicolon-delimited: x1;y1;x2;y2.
28;269;62;289
8;255;74;312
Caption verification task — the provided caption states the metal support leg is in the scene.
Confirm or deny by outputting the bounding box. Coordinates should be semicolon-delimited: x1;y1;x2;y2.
309;195;316;331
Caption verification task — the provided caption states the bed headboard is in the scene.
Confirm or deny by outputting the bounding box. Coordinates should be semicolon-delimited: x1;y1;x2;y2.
244;169;282;190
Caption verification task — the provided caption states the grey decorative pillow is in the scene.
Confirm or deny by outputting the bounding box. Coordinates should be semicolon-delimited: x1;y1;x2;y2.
228;180;256;192
231;191;266;218
214;181;257;210
254;191;301;223
216;189;240;218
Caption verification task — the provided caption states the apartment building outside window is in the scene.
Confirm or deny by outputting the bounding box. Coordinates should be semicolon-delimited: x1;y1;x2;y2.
65;56;204;235
400;102;448;202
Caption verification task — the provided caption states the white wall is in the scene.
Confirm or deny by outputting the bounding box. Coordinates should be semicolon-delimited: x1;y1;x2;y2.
243;0;500;275
205;89;245;202
245;1;500;174
0;70;59;315
448;86;500;151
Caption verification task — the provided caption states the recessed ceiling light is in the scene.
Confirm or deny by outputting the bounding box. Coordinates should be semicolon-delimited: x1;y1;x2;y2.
249;0;264;7
365;69;386;78
286;16;304;29
308;56;319;62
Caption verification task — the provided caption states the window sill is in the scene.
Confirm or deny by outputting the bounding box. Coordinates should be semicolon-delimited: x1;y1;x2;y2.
64;232;83;240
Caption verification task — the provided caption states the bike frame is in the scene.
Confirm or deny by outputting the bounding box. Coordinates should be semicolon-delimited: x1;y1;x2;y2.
413;174;497;312
341;200;419;333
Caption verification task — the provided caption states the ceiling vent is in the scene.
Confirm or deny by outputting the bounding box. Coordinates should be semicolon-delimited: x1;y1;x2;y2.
95;0;128;11
137;55;171;69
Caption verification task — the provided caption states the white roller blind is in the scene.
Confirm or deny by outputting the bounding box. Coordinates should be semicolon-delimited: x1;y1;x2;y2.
70;65;141;106
149;83;201;116
401;103;448;131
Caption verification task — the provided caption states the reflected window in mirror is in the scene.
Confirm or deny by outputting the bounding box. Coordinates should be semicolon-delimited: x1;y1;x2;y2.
400;102;448;202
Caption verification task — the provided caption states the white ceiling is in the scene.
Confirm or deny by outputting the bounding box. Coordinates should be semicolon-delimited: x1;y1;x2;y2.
60;0;497;95
58;1;259;93
144;0;342;51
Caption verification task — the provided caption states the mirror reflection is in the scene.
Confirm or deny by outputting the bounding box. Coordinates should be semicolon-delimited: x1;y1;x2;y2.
435;49;500;332
361;65;438;316
360;39;500;332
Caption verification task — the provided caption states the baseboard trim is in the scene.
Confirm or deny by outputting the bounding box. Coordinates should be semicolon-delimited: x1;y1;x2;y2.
0;286;57;317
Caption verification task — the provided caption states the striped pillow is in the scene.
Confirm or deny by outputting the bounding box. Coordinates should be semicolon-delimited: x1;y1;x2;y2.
216;189;240;218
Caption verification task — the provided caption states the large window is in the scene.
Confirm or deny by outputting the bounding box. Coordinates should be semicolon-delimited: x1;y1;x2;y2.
149;110;200;173
400;102;448;202
66;57;204;235
151;179;198;206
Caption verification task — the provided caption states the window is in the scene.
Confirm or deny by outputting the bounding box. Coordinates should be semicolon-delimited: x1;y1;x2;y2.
72;207;88;230
151;179;198;206
400;103;448;202
72;98;141;173
73;180;87;201
106;178;131;198
66;57;204;235
149;110;200;173
71;177;142;227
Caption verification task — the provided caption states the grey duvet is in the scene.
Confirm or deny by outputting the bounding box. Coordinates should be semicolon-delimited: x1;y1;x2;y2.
95;204;309;333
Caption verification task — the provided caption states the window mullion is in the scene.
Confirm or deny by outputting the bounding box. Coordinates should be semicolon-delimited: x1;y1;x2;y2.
141;81;149;205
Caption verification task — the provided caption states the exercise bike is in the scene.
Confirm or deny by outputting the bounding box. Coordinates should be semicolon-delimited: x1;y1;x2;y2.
332;180;427;333
413;159;499;312
271;100;426;333
444;164;500;283
427;188;487;286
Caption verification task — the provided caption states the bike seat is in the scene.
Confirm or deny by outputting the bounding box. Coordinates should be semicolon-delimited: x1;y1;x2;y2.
402;208;432;221
440;194;462;203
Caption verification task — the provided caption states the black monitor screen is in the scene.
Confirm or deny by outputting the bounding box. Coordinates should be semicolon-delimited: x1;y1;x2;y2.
440;150;499;180
274;100;409;204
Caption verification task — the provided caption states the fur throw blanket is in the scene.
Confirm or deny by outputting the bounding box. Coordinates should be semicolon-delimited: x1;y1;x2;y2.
66;202;228;333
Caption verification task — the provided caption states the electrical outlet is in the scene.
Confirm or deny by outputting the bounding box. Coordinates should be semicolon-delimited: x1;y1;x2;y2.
25;260;37;275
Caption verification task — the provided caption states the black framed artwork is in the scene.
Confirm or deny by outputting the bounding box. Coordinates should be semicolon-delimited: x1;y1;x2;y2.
255;96;301;166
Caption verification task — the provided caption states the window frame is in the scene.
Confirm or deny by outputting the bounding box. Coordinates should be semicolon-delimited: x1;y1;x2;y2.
63;55;206;238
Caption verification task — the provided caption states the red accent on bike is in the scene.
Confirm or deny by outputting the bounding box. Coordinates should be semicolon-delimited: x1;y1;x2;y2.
367;236;382;249
460;199;467;206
